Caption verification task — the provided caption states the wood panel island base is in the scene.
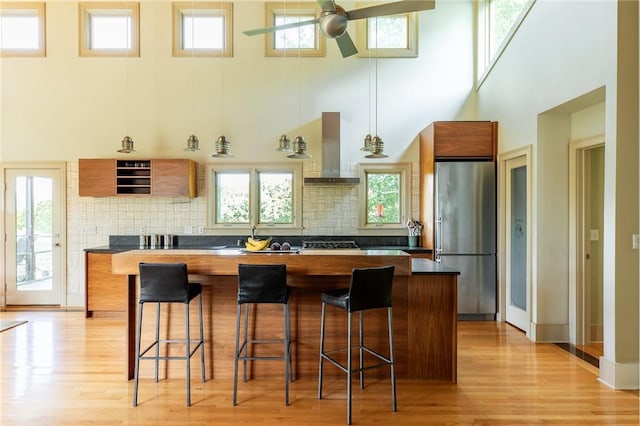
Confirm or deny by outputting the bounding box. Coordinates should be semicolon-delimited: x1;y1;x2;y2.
111;249;458;383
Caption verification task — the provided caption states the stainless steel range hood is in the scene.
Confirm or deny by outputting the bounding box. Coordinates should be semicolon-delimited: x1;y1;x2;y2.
303;112;360;186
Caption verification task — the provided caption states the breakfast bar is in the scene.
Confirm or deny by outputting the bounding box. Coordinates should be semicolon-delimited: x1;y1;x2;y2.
111;249;459;383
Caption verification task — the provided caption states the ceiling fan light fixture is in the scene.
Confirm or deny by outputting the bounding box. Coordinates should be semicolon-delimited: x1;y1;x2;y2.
211;134;233;158
287;135;311;159
184;134;200;151
365;135;388;158
276;134;292;152
117;135;136;154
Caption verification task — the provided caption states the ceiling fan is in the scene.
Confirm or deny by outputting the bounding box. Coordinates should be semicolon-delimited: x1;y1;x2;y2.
243;0;436;58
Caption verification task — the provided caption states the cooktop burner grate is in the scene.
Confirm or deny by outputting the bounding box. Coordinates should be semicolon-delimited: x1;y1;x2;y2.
302;240;359;249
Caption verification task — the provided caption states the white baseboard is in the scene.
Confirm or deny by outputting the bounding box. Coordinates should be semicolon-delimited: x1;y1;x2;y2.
65;293;84;309
599;357;639;389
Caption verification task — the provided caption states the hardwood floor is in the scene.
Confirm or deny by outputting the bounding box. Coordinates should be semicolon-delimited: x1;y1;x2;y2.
1;311;637;425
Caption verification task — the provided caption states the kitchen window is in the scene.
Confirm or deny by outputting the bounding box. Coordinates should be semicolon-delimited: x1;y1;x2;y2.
356;8;417;58
207;164;303;231
172;2;233;57
477;0;535;82
78;2;139;57
264;2;325;57
0;2;46;57
359;163;410;229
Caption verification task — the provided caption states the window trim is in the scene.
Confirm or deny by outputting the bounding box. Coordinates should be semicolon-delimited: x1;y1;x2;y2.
78;2;140;58
358;162;411;230
476;0;536;88
172;2;233;58
264;2;325;58
206;163;303;232
0;2;46;57
356;7;417;58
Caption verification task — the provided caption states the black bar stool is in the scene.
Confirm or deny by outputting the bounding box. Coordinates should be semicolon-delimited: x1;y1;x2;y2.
233;263;292;406
318;265;396;425
133;262;205;407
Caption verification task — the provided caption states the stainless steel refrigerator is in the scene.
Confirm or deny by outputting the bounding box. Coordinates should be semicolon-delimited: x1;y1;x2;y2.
434;161;497;320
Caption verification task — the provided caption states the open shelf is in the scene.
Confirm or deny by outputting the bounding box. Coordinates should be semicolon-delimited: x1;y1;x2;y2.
116;160;151;195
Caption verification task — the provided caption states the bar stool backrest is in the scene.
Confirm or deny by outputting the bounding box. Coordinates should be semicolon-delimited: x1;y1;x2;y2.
139;262;190;303
348;265;395;312
237;263;288;304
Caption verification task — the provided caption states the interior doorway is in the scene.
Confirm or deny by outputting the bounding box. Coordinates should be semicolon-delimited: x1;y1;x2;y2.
498;146;532;335
2;163;67;307
569;137;604;353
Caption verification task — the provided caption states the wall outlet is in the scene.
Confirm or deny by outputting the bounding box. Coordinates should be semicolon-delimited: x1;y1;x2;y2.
633;234;640;250
198;226;205;234
184;226;193;234
589;229;599;241
82;225;97;235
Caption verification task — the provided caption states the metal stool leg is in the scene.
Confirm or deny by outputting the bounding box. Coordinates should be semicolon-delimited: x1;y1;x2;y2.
388;307;397;412
154;302;160;383
199;294;205;383
317;302;326;400
232;304;241;406
347;311;352;425
359;311;364;389
283;302;290;406
133;302;144;407
243;303;249;382
185;301;191;406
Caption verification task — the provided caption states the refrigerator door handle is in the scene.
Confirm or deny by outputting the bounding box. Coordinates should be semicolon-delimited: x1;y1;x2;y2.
435;217;443;262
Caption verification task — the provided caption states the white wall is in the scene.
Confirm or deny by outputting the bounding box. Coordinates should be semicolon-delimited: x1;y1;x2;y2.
477;0;638;389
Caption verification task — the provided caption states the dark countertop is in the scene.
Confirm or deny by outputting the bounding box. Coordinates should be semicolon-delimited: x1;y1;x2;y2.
411;258;460;275
85;245;457;275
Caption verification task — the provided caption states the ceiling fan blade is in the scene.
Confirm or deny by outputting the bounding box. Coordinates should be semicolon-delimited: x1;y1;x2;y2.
346;0;435;21
316;0;336;13
243;18;319;36
335;31;358;58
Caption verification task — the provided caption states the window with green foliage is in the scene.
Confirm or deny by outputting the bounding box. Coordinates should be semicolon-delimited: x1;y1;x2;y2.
359;163;410;229
357;9;417;58
478;0;534;79
208;164;302;230
366;172;400;224
265;2;325;57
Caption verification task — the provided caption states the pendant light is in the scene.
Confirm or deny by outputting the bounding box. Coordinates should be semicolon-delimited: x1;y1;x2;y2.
361;47;372;152
118;29;135;154
185;16;200;152
365;17;387;159
212;39;232;157
276;9;292;153
287;11;310;160
276;134;292;152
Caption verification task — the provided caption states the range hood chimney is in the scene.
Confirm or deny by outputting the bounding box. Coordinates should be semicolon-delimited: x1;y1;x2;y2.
303;112;360;185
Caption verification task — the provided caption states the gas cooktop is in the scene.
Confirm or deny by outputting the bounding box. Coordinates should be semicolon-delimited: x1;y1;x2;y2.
301;240;359;249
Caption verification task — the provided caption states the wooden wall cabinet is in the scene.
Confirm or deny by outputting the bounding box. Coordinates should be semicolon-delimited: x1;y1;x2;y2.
79;158;197;197
419;121;497;251
85;252;127;317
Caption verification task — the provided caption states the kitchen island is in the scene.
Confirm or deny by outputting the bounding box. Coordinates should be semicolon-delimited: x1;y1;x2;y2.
110;248;459;383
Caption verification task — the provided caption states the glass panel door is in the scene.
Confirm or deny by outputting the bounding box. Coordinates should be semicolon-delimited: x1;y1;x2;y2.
505;156;529;331
5;167;65;306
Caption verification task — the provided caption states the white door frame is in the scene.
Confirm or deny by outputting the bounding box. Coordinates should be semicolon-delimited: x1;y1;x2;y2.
568;136;604;345
497;145;532;336
1;162;67;308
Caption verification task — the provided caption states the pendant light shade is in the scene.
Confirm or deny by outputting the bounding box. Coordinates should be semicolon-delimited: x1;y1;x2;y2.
287;135;311;159
184;134;200;151
211;134;233;157
365;135;388;158
117;135;136;154
276;134;292;152
360;134;372;151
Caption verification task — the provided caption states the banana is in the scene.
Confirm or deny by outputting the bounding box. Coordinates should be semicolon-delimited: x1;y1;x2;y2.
245;236;272;251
